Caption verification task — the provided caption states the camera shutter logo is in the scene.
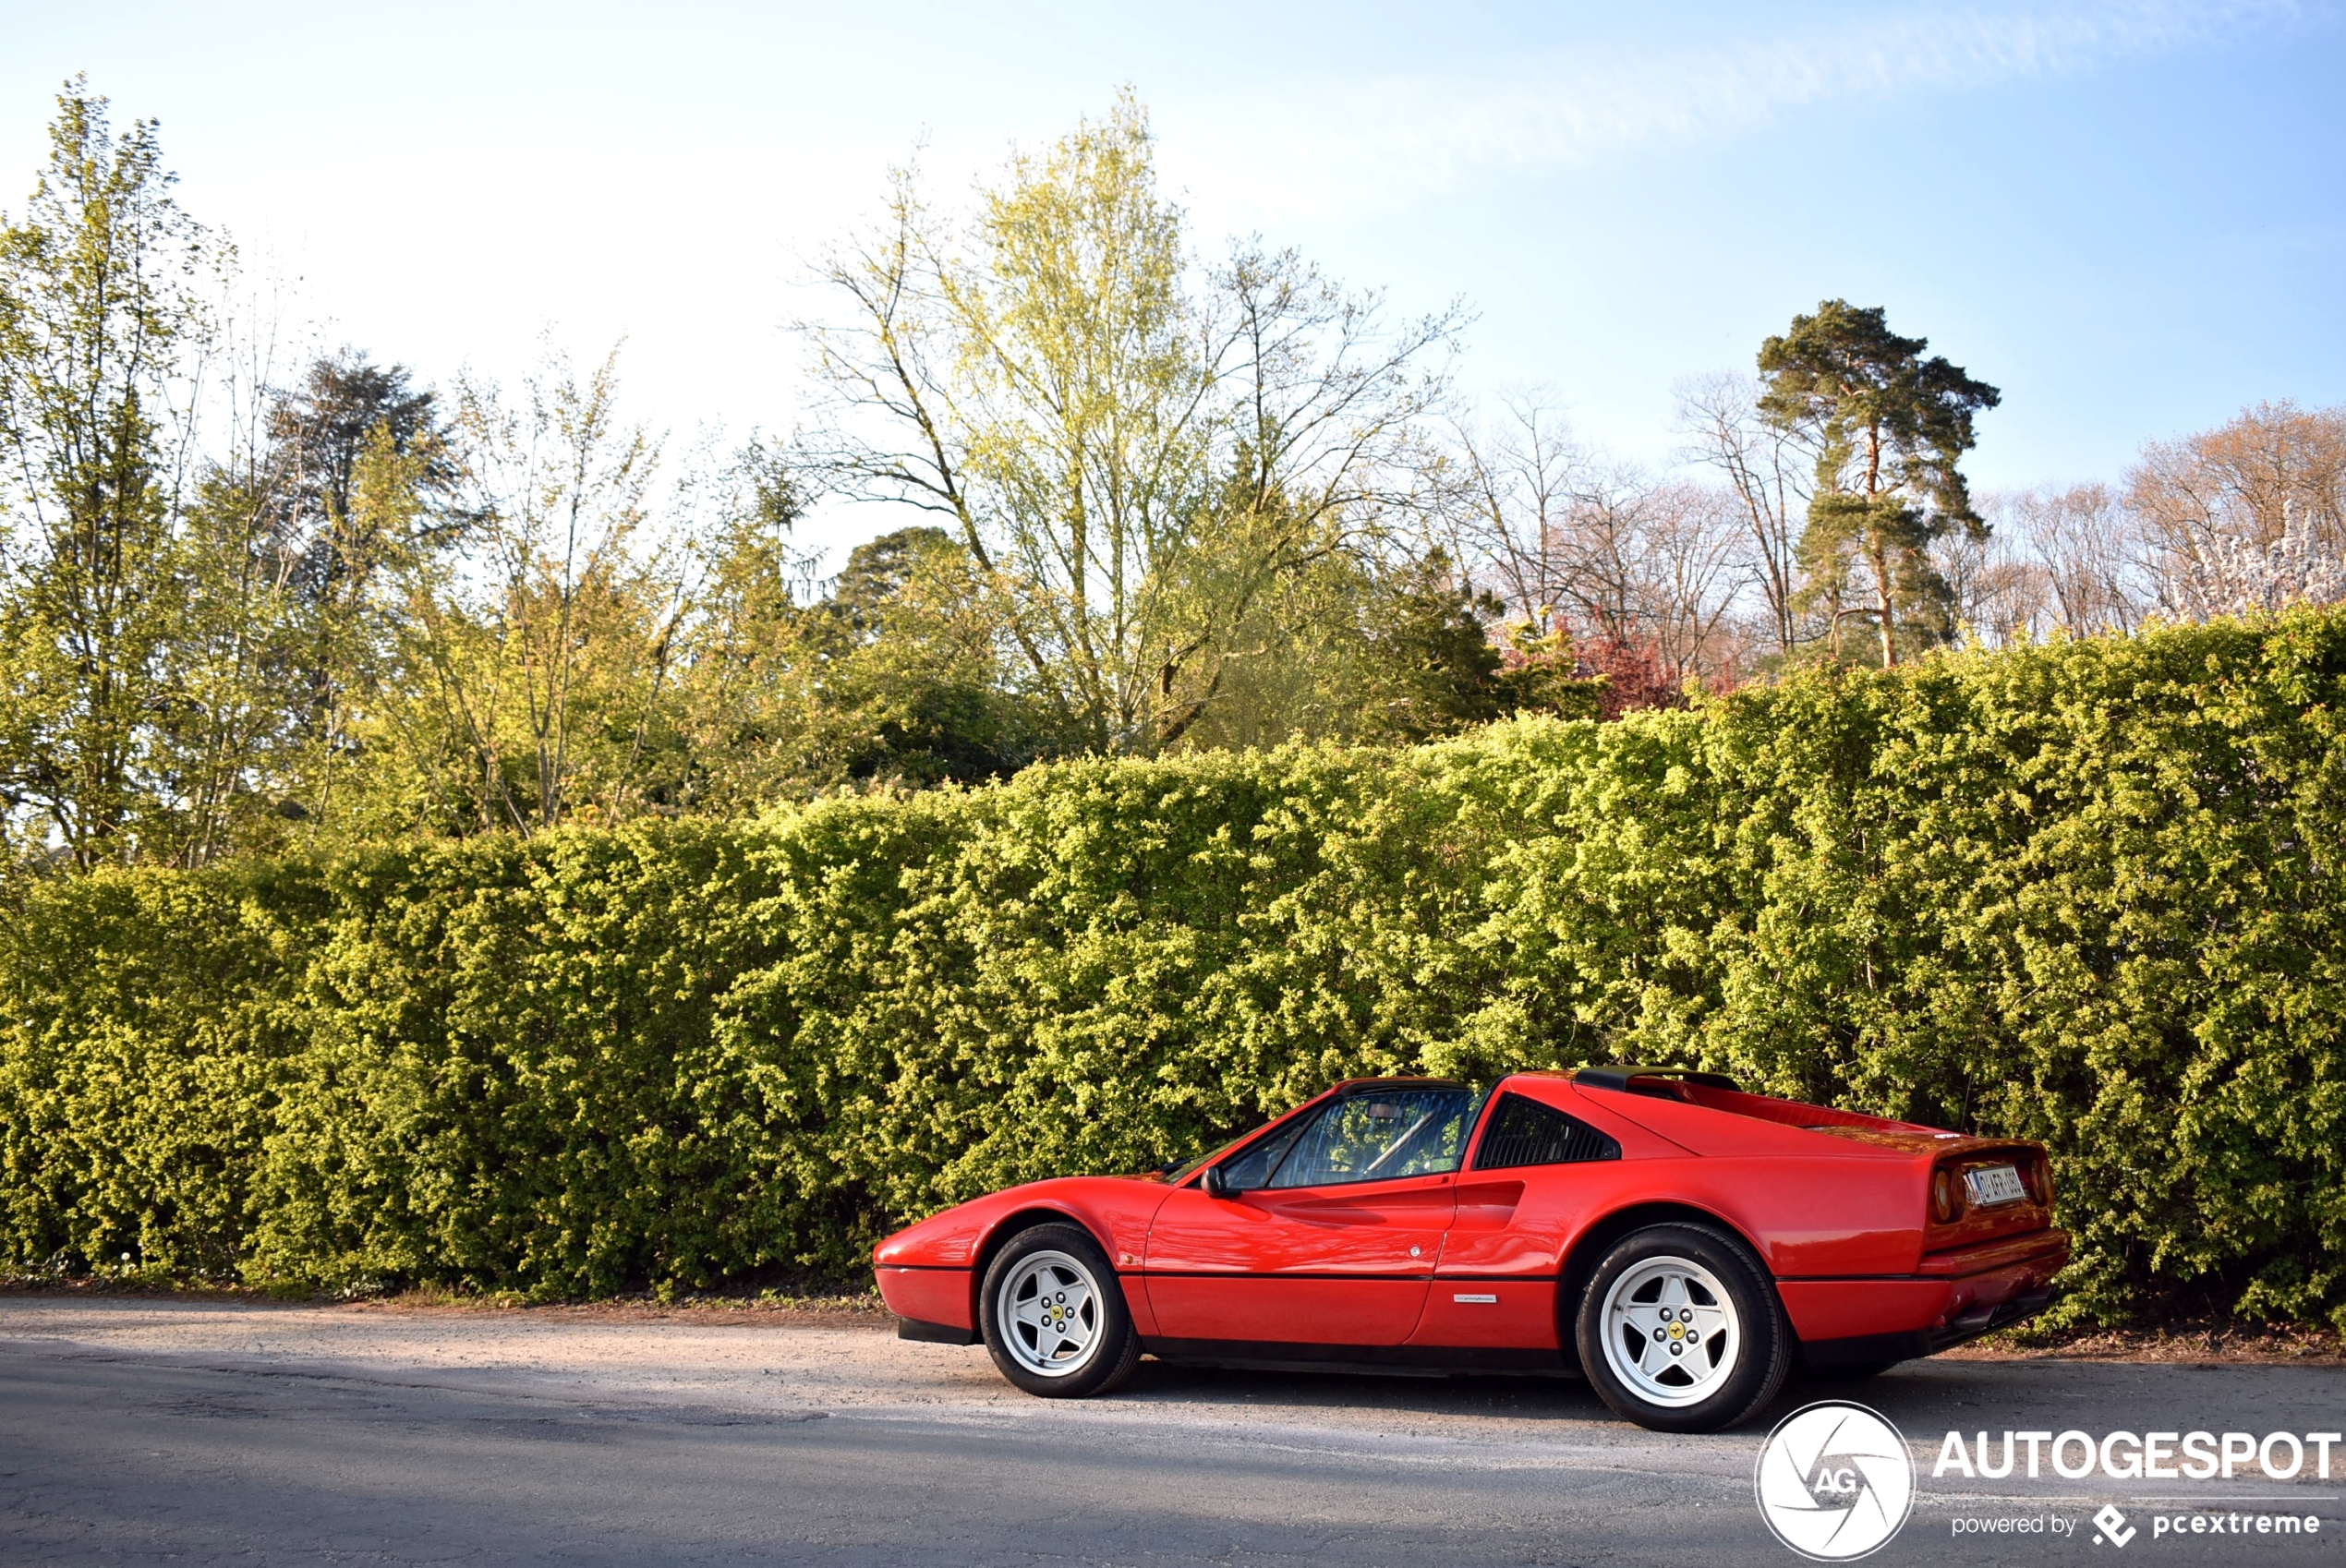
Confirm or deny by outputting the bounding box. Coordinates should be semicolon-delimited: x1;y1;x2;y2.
1754;1401;1917;1561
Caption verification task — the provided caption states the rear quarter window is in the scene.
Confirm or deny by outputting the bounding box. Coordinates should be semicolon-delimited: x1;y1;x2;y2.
1473;1092;1621;1169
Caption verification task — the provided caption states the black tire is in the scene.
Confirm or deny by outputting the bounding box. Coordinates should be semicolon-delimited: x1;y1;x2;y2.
977;1223;1142;1398
1573;1222;1790;1433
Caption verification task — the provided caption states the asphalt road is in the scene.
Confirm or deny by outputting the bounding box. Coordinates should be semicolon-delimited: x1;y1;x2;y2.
2;1299;2340;1566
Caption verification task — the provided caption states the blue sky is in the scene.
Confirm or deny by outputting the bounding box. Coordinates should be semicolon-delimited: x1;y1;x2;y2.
5;2;2341;563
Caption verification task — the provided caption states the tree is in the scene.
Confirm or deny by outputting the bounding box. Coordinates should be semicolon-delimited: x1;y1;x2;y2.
2126;401;2346;620
1167;541;1606;747
1988;483;2145;637
1544;469;1741;685
810;526;1034;784
1348;551;1505;742
655;506;1034;802
0;78;211;865
1757;300;2000;667
1676;370;1807;658
259;353;454;832
807;92;1459;757
1440;394;1583;638
1444;396;1745;689
647;437;826;811
383;343;676;832
1929;507;2049;648
151;450;298;865
267;353;451;713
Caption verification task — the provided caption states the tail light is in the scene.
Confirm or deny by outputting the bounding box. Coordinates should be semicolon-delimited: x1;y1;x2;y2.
1930;1167;1965;1224
2027;1154;2055;1207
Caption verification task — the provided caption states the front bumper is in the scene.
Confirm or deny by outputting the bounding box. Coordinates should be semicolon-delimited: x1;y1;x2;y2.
876;1264;975;1339
897;1316;979;1345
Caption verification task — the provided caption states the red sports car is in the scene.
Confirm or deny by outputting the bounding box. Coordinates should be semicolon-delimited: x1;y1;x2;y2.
872;1067;2067;1431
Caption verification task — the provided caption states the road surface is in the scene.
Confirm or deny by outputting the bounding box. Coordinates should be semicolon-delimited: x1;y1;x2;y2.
1;1297;2339;1565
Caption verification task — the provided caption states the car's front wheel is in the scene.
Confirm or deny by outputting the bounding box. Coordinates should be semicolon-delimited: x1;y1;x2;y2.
978;1223;1142;1398
1575;1222;1789;1432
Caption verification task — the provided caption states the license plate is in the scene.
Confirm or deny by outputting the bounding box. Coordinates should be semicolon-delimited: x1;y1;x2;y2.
1965;1164;2027;1207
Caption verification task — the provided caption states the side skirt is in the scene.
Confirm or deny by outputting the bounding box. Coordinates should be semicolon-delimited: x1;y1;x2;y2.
1143;1338;1576;1378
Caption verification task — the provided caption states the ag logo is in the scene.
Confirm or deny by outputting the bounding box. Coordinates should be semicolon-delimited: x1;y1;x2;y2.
1755;1401;1916;1561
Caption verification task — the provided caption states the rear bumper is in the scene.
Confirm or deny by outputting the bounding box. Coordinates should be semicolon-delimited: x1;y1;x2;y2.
1785;1228;2068;1369
1802;1286;2056;1368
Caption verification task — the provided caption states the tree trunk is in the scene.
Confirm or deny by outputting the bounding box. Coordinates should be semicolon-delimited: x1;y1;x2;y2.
1871;534;1897;669
1864;419;1895;668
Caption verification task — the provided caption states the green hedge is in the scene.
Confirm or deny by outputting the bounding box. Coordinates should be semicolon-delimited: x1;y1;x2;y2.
5;609;2344;1327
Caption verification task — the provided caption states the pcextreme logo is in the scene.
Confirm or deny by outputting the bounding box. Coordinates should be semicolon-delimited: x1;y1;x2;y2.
1756;1401;1917;1561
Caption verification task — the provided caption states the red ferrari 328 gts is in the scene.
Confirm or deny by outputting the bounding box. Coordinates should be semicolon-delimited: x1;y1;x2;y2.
872;1067;2067;1431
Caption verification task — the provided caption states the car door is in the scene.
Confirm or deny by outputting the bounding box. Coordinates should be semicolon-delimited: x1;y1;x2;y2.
1143;1085;1475;1347
1411;1086;1626;1350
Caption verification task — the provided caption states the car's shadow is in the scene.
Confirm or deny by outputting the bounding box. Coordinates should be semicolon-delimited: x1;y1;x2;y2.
1116;1357;1610;1420
1103;1355;2073;1433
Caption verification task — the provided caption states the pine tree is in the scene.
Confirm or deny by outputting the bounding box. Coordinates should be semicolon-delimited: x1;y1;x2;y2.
1757;300;2000;667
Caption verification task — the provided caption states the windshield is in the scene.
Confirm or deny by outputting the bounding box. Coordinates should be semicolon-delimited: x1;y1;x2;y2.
1165;1083;1487;1188
1267;1086;1481;1188
1163;1102;1316;1184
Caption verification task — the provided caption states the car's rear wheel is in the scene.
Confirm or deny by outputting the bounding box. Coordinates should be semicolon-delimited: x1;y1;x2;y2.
978;1223;1141;1398
1575;1222;1789;1432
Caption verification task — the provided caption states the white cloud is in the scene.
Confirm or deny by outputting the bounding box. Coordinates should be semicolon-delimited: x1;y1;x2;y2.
1159;0;2308;221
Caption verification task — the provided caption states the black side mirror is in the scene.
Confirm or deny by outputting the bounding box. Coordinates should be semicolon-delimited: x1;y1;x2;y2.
1199;1164;1232;1200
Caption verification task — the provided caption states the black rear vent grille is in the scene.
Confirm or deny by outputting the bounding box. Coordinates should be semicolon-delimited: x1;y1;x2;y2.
1472;1092;1621;1170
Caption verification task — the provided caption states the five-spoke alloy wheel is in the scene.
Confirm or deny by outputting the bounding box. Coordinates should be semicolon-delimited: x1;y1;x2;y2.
978;1223;1141;1397
997;1249;1100;1375
1599;1254;1741;1406
1576;1223;1787;1432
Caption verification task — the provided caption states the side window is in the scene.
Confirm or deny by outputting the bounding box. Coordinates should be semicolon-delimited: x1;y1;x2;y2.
1471;1092;1620;1170
1217;1112;1314;1191
1268;1089;1475;1188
